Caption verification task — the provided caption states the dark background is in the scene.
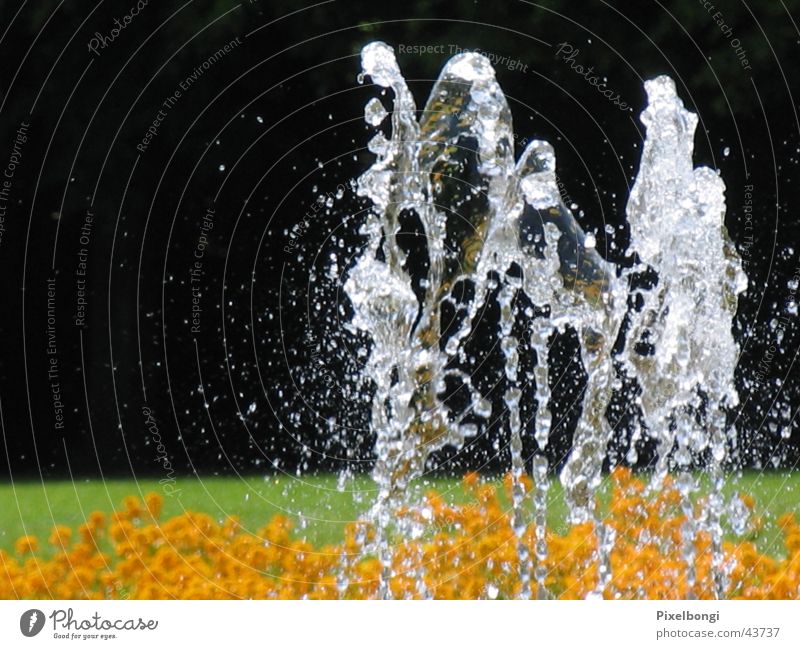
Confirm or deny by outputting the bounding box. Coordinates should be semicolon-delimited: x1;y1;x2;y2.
0;0;798;480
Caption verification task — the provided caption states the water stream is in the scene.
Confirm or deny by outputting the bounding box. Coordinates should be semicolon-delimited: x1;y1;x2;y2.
342;41;746;599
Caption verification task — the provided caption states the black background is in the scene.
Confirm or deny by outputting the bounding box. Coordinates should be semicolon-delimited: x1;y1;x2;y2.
0;0;798;480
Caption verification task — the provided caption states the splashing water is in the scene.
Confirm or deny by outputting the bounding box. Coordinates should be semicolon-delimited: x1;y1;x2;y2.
342;42;746;599
620;76;747;597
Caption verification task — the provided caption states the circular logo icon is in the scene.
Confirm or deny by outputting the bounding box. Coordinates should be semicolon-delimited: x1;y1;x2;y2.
20;609;45;637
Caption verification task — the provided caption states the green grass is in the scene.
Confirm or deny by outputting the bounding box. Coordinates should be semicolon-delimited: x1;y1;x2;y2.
1;471;799;557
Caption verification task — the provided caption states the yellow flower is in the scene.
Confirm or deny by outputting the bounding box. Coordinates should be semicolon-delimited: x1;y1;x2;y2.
145;493;163;519
14;535;38;555
48;525;72;548
0;473;796;600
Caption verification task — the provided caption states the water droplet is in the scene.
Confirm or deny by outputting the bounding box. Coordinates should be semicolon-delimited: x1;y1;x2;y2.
364;97;388;126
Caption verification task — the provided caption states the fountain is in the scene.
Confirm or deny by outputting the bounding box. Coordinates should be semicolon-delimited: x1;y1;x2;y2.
342;41;747;599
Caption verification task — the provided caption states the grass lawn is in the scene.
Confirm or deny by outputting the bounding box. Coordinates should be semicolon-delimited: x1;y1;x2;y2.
1;470;798;557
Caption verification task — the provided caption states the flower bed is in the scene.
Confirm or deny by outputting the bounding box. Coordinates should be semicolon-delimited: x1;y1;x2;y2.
2;469;797;599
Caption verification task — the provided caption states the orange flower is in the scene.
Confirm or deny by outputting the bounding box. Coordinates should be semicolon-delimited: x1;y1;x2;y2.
0;473;797;600
14;535;38;555
48;525;72;548
145;493;163;519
